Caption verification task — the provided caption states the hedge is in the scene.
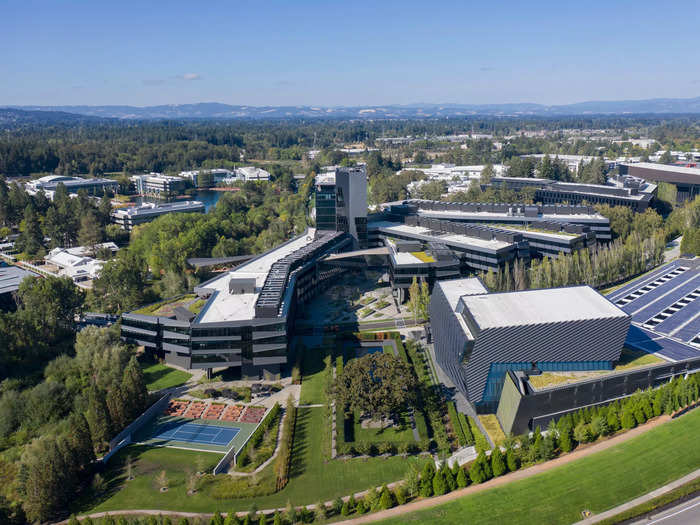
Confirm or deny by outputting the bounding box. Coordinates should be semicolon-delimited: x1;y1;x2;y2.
414;409;430;440
457;411;474;445
236;402;281;467
469;416;490;452
274;397;296;490
447;402;467;446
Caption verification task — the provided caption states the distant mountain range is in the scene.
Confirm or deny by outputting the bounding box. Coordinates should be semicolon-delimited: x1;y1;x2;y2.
4;96;700;121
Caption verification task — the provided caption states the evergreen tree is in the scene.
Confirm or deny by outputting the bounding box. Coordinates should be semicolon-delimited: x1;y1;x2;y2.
490;447;506;477
379;485;394;509
506;447;519;471
621;410;636;430
432;469;447;496
469;459;486;485
17;204;44;257
85;385;113;452
456;466;469;488
122;355;148;420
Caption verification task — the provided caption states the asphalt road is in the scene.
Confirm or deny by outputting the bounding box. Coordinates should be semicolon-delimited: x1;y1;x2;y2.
631;494;700;525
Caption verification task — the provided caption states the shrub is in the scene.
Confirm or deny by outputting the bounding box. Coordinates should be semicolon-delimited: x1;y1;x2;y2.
506;447;518;471
394;485;407;505
236;403;281;469
446;402;467;446
621;409;637;430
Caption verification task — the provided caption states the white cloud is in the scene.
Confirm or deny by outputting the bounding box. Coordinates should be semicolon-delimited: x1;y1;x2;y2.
181;73;201;81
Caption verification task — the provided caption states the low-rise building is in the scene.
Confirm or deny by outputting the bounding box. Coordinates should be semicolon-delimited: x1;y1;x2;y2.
0;263;36;309
25;175;118;197
111;200;205;231
619;162;700;203
131;173;187;196
44;243;118;283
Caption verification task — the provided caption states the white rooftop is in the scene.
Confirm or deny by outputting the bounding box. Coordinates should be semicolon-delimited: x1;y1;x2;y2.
197;230;316;323
437;277;488;309
370;221;512;251
460;286;627;329
417;208;606;222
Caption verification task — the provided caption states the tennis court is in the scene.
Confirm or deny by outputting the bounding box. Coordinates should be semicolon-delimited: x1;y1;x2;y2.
153;421;240;447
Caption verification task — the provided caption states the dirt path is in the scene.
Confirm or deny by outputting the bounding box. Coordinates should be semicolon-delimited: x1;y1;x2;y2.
59;415;673;524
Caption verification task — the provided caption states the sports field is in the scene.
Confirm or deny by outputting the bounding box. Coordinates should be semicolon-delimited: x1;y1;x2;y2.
134;415;258;454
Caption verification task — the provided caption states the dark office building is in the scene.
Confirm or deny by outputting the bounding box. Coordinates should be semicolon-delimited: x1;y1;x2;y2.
619;162;700;203
121;229;351;379
430;278;630;411
315;167;368;248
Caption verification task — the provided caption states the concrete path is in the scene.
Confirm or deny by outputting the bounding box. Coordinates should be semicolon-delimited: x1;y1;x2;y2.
665;236;683;262
574;468;700;524
631;494;700;524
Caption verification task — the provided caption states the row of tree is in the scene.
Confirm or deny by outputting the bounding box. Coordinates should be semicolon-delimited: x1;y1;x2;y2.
0;325;149;522
480;231;666;293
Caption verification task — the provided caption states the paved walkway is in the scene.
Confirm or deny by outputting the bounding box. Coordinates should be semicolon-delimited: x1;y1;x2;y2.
574;468;700;524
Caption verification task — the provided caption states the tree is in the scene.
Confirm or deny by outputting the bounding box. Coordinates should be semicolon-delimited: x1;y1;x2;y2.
573;421;591;444
155;470;169;491
621;409;637;430
17;204;44;257
85;385;113;452
379;485;394;509
78;211;102;250
405;464;420;498
506;447;518;471
407;276;420;324
468;457;486;484
122;355;148;420
432;469;447;496
456;466;468;488
480;163;494;184
20;436;68;522
490;446;506;477
332;353;417;423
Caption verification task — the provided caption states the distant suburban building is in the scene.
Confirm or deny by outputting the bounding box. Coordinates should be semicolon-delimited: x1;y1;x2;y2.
491;176;657;212
315;166;368;248
619;162;700;203
120;229;351;379
522;154;598;172
178;167;270;186
130;173;186;196
430;278;630;411
25;175;118;198
44;242;118;283
111;200;205;231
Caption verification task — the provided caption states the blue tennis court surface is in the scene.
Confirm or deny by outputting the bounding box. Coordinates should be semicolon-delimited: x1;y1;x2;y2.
153;421;239;446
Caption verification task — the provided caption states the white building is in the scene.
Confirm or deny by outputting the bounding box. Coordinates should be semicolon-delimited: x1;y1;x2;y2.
130;173;186;195
44;243;118;284
178;167;269;185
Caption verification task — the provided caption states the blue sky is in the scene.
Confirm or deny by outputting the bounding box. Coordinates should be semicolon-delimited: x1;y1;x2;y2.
2;0;699;107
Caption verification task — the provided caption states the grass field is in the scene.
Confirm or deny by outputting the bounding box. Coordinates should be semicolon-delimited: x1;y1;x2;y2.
140;361;192;391
299;345;330;405
87;408;421;514
379;409;700;525
352;412;416;443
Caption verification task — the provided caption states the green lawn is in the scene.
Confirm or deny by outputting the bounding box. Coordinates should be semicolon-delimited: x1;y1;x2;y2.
299;345;331;405
87;408;421;514
140;361;192;391
352;412;416;443
379;409;700;525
